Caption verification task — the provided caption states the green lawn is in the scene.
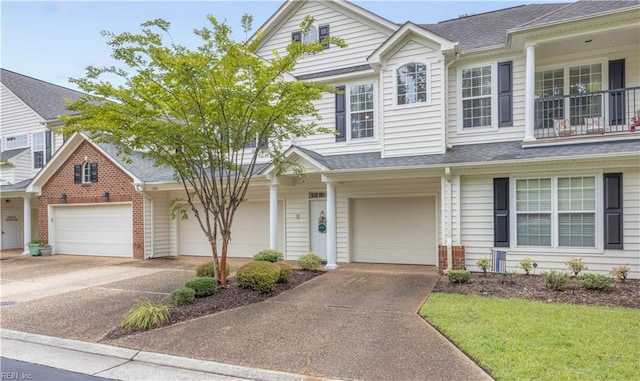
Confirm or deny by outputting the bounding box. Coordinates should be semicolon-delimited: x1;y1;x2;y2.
420;293;640;381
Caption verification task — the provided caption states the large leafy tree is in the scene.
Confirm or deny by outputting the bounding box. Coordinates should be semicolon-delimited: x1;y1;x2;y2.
62;15;345;285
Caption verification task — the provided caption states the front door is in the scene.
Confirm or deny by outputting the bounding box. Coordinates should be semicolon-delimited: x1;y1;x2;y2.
309;200;327;260
1;209;23;250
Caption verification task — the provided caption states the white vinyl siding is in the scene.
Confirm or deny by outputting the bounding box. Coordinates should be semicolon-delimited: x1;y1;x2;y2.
151;192;171;257
257;1;392;78
382;40;445;157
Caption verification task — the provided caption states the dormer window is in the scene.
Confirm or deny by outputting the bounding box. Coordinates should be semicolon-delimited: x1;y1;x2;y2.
397;62;428;105
291;24;330;49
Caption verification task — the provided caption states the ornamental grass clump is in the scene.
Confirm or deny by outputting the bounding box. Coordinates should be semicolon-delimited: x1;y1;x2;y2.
577;273;613;291
543;270;568;291
253;249;284;263
297;252;323;270
196;261;230;278
171;287;196;305
121;298;171;330
236;261;280;293
610;265;630;281
184;277;218;297
447;270;471;284
518;258;533;275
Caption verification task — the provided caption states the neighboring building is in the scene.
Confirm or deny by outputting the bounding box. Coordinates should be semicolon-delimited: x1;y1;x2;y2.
24;0;640;278
0;69;85;251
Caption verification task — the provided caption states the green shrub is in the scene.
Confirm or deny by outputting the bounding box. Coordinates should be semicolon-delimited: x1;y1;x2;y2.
171;287;196;305
298;252;323;270
273;262;293;283
610;265;630;281
236;261;280;293
196;261;230;278
577;273;613;291
476;257;491;274
184;277;218;297
565;257;588;277
253;249;284;263
447;270;471;284
518;258;533;275
543;270;568;291
499;271;519;284
120;298;171;330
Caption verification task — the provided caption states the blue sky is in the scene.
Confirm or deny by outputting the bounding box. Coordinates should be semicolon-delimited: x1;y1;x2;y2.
1;1;565;91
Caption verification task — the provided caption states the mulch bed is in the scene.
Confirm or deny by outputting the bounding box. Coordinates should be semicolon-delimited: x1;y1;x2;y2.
433;272;639;309
101;270;324;342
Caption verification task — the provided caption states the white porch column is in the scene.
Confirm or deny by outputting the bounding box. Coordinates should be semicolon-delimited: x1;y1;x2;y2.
22;195;32;255
269;180;279;250
325;181;338;270
524;44;536;142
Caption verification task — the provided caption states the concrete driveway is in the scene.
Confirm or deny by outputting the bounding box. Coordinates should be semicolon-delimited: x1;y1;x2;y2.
1;252;490;380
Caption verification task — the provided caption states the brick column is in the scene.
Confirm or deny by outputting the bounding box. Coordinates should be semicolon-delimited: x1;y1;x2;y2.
452;245;466;270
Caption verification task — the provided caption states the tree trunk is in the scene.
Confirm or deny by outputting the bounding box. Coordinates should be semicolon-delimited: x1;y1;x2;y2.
219;237;229;286
209;238;221;283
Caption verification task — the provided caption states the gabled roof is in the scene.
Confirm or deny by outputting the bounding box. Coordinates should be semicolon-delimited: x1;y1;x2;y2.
0;178;32;192
0;147;29;161
0;68;87;121
97;141;176;183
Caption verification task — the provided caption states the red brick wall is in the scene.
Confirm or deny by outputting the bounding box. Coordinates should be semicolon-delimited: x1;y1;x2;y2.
438;245;466;270
38;141;145;259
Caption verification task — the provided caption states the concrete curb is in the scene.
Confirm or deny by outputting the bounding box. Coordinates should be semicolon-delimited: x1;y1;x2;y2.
0;329;323;381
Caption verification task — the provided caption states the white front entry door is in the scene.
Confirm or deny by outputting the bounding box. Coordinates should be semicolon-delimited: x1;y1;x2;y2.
1;209;23;249
309;200;327;260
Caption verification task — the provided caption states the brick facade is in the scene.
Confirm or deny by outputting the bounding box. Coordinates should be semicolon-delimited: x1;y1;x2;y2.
38;141;145;259
438;245;466;270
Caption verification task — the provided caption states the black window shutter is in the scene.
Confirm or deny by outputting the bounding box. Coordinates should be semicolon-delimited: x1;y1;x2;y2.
291;31;301;43
604;173;623;249
335;86;346;142
45;130;52;161
493;177;510;247
74;164;82;184
498;61;513;127
319;24;330;49
90;162;98;183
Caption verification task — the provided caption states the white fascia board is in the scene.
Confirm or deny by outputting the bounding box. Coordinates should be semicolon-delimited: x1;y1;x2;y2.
26;132;85;192
261;146;329;176
368;22;456;67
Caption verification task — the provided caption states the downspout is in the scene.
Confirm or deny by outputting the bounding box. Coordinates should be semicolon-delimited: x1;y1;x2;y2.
443;46;460;152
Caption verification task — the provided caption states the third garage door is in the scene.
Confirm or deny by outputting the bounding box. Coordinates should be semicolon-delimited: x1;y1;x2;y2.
351;196;436;265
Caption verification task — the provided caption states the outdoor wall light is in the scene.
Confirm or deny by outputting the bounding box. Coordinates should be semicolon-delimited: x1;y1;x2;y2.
102;191;110;202
60;193;67;203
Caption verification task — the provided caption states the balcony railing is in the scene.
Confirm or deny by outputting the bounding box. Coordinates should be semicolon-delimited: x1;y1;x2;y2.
534;86;640;139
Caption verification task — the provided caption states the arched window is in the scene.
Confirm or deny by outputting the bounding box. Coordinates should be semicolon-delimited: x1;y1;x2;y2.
397;62;427;105
82;162;93;183
303;25;318;43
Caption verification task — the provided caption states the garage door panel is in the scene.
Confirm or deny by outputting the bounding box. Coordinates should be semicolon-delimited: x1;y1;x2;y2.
351;197;436;265
53;204;132;257
179;201;283;257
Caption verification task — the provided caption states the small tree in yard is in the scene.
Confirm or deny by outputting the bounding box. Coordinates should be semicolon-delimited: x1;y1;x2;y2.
61;15;345;286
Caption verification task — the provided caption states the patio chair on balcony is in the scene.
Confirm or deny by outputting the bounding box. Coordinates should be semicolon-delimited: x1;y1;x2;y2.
553;119;573;137
585;117;605;134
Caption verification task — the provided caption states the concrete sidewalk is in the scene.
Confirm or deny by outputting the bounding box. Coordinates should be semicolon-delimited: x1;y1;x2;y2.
1;329;323;381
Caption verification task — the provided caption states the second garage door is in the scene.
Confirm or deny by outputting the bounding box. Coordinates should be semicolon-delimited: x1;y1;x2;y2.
351;196;436;265
52;204;133;257
178;201;283;257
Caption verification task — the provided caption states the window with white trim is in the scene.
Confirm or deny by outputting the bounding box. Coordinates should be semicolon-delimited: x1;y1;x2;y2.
32;132;45;169
515;176;596;248
397;62;427;105
82;162;93;183
348;83;375;139
5;134;28;150
303;25;317;43
460;65;493;129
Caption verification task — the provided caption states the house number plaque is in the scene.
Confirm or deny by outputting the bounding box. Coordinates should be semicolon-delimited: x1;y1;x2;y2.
318;211;326;233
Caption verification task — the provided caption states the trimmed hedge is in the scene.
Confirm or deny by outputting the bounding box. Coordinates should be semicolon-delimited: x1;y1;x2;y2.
196;261;231;278
273;262;293;283
298;252;323;270
253;249;284;263
236;261;280;293
447;270;471;284
184;277;218;297
171;287;196;305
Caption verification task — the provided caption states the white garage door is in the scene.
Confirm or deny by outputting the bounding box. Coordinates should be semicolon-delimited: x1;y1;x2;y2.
351;197;436;265
52;204;133;257
179;201;283;257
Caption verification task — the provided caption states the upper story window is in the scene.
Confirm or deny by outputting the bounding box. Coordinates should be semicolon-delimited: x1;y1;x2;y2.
303;25;317;43
292;24;330;49
461;65;493;129
349;83;375;139
31;131;52;169
4;134;28;150
75;161;98;184
397;62;427;105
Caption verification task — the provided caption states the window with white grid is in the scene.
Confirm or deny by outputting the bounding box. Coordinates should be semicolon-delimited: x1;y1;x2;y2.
349;83;374;139
461;65;492;128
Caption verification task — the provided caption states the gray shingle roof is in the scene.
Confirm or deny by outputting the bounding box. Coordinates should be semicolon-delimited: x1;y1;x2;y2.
0;178;32;192
418;1;637;51
97;142;176;183
0;148;29;161
1;68;87;121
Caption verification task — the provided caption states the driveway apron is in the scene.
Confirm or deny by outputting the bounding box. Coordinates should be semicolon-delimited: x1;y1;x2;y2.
111;269;491;381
